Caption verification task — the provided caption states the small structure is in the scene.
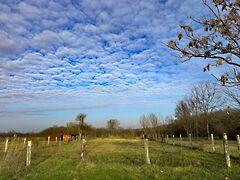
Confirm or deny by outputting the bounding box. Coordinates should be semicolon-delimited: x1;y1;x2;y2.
63;134;71;142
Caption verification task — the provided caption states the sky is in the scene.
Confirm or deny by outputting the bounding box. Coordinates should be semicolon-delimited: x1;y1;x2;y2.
0;0;215;132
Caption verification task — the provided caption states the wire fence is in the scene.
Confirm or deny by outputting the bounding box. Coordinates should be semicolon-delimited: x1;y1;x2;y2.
160;135;240;158
0;134;240;178
0;137;81;178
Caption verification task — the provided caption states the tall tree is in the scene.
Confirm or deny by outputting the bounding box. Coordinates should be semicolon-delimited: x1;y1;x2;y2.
175;98;193;136
75;113;87;138
140;115;150;134
187;97;200;138
107;119;120;136
191;81;224;139
107;119;120;131
167;0;240;86
148;113;160;139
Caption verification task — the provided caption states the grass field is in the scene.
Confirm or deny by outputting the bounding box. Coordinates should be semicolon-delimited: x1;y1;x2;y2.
0;138;240;179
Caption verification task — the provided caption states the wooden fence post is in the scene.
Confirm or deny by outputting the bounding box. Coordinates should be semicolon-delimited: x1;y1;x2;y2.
23;137;26;148
237;135;240;154
47;136;50;145
26;141;32;166
223;133;231;168
223;133;227;155
55;137;58;144
4;137;9;153
172;134;175;145
189;133;192;148
80;138;87;162
166;134;169;143
211;133;215;152
143;137;151;164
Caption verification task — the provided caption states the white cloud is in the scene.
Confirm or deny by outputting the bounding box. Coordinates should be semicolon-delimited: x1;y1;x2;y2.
0;0;216;130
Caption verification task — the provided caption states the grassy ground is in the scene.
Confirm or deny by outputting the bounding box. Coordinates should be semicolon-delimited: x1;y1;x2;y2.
0;138;240;179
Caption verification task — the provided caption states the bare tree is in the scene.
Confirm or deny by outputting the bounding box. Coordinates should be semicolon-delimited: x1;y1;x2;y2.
157;115;166;142
148;113;159;140
224;86;240;107
187;97;200;138
107;119;120;135
139;115;150;136
191;81;224;139
76;113;87;138
167;0;240;86
175;98;193;136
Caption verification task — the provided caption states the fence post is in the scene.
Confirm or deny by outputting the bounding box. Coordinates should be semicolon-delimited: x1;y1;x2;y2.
237;135;240;154
223;133;231;168
55;137;58;144
4;137;9;153
26;141;32;166
189;133;192;148
143;136;151;164
47;136;50;145
80;138;87;162
166;134;169;143
211;133;215;152
172;134;175;145
23;137;26;148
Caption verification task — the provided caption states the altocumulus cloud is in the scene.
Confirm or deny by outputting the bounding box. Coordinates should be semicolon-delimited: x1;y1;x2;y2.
0;0;213;130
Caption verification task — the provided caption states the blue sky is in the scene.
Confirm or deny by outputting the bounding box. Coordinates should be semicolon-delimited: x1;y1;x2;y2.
0;0;215;132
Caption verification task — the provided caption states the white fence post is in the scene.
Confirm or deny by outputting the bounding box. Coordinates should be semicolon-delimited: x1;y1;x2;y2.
237;135;240;154
47;136;50;145
80;138;87;162
172;134;175;145
223;133;231;168
23;137;26;148
211;133;215;152
166;134;169;143
26;141;32;166
55;137;58;144
4;137;9;153
143;137;151;164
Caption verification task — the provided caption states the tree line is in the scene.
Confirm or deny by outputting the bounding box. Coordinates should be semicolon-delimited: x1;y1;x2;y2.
139;80;240;140
36;114;141;138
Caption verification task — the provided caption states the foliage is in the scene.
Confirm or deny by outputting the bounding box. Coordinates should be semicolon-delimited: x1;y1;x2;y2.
167;0;240;86
38;126;67;136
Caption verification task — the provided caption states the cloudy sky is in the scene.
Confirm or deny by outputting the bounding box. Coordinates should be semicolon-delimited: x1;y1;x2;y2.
0;0;215;132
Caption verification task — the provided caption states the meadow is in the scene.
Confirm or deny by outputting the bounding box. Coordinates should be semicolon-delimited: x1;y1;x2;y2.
0;137;240;180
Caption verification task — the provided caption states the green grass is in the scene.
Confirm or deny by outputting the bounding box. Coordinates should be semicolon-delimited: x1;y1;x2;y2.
0;138;240;179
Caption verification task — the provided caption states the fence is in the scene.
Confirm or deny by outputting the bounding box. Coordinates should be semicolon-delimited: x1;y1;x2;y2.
0;136;83;177
0;133;240;177
159;133;240;168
